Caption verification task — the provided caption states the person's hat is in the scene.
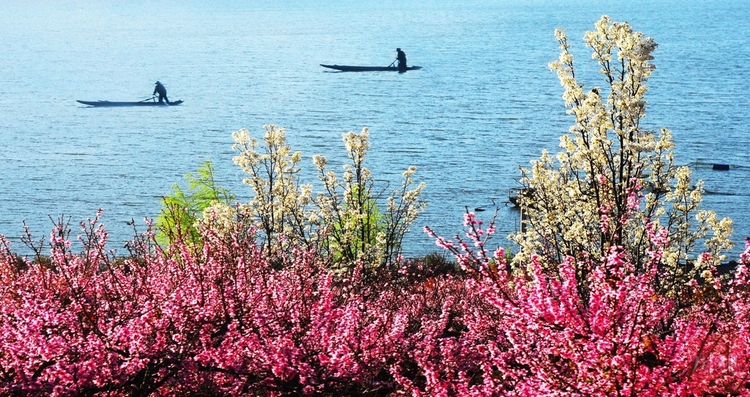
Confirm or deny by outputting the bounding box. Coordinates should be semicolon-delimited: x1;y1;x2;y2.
155;81;161;85
396;48;401;51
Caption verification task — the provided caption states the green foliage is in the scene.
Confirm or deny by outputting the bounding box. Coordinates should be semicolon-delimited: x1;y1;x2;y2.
325;184;387;264
155;160;235;247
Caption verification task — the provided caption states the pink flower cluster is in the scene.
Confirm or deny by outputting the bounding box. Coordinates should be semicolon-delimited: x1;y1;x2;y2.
1;214;750;395
427;211;750;396
0;221;479;396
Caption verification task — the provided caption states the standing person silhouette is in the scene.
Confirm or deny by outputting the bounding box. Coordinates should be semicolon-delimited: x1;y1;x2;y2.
153;81;169;104
396;48;407;73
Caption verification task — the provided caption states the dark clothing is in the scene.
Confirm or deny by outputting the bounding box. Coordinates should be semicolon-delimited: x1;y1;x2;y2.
396;49;407;73
153;82;169;103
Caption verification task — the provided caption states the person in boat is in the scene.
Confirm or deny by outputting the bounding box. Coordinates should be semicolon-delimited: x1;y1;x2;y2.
153;81;169;104
396;48;407;73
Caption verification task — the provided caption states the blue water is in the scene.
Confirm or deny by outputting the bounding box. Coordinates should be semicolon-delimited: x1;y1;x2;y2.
1;0;749;259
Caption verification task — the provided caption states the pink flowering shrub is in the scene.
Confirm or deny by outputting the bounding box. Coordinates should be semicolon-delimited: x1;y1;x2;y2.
0;214;479;396
424;210;750;396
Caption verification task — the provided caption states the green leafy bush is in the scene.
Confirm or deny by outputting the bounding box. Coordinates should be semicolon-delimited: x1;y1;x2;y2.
155;160;236;248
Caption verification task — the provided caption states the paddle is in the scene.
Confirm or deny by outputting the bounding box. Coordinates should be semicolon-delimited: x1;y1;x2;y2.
140;94;169;106
388;59;397;67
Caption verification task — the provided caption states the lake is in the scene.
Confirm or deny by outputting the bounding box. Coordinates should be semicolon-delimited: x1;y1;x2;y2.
1;0;749;259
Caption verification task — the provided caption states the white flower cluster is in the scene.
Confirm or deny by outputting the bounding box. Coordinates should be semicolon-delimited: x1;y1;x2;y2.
229;125;426;270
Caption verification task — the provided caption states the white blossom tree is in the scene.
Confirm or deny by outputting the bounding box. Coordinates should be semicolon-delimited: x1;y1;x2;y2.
512;16;733;300
230;125;426;270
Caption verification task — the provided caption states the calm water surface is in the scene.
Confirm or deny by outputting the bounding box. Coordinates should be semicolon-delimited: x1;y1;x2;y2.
1;0;749;258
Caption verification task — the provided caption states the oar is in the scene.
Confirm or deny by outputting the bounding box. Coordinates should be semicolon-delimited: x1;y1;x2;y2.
139;95;156;103
388;59;397;67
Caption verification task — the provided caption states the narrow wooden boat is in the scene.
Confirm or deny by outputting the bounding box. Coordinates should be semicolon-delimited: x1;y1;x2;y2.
320;64;422;72
509;188;535;207
76;100;184;107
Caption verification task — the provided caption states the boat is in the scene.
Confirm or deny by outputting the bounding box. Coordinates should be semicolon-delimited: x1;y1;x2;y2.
509;188;535;207
320;64;422;72
76;99;184;107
